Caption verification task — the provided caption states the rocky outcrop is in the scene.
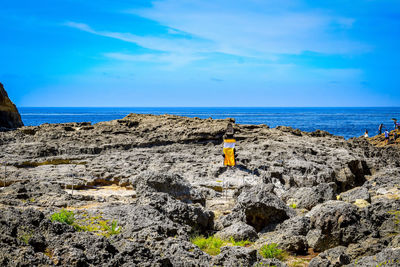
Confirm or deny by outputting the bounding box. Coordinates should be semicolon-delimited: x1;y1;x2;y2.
217;184;296;232
309;246;351;267
0;82;23;129
306;201;366;252
215;222;258;242
134;172;206;206
345;248;400;267
0;208;117;266
0;113;399;265
256;216;310;254
282;182;337;210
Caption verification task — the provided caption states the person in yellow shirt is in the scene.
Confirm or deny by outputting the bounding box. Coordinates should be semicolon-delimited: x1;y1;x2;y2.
223;123;236;167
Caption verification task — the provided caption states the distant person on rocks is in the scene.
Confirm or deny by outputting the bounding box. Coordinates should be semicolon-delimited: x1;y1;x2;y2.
223;123;236;167
385;129;390;143
392;118;398;130
378;123;384;135
364;129;369;138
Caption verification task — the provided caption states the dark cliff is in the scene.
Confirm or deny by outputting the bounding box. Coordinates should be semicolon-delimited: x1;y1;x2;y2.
0;82;23;128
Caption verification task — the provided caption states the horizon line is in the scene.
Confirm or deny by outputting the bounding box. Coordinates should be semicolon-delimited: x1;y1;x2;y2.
18;106;400;109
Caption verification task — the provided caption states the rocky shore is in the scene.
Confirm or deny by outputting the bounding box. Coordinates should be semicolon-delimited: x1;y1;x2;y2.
0;113;399;266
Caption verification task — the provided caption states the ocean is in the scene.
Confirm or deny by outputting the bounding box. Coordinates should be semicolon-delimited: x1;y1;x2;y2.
19;107;400;139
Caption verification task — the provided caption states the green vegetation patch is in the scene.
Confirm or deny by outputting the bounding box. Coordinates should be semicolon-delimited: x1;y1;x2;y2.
259;243;287;261
191;235;253;256
17;227;34;245
50;209;121;238
51;209;75;225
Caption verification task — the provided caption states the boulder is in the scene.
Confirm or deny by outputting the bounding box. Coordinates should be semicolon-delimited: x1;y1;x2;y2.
212;246;259;267
0;207;118;266
149;238;211;267
306;201;365;252
98;203;188;241
340;186;370;203
256;216;310;254
237;188;296;232
133;172;206;206
335;160;370;192
215;222;258;242
345;237;390;260
0;82;23;129
257;231;308;254
283;183;337;210
362;198;400;237
309;246;351;267
137;192;214;233
108;241;170;267
345;248;400;267
225;185;295;232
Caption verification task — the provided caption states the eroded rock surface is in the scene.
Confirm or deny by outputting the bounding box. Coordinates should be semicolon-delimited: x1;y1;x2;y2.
0;113;399;266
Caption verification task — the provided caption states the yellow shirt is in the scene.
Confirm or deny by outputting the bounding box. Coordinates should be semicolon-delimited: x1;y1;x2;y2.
223;139;236;166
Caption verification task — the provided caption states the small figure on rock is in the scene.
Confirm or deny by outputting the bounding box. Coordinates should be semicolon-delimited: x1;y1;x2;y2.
223;123;236;167
384;129;390;143
392;118;398;130
364;129;369;138
378;123;384;135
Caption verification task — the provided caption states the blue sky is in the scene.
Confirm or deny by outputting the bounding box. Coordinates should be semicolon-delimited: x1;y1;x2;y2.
1;0;399;107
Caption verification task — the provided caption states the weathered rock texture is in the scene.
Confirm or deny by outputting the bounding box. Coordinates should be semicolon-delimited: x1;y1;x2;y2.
0;82;23;129
0;113;399;266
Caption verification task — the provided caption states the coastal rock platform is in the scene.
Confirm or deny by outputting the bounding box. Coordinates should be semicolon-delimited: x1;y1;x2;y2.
0;113;399;266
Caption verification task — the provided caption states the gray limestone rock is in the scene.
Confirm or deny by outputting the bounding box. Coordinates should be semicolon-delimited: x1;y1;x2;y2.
134;171;206;206
345;248;400;267
0;113;399;265
224;185;296;232
137;192;214;233
309;246;351;267
212;246;259;267
283;182;337;210
306;201;365;252
340;186;370;203
215;222;258;242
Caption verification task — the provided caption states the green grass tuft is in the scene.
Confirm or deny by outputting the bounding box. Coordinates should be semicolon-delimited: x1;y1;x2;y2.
50;210;122;237
191;235;224;255
228;236;252;247
191;235;253;256
50;209;75;225
259;243;286;260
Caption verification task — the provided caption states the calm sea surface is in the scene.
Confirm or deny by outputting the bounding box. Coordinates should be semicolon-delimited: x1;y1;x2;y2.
19;107;400;139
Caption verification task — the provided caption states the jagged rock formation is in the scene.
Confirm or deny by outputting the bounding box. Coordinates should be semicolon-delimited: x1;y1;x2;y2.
0;82;23;129
0;113;399;266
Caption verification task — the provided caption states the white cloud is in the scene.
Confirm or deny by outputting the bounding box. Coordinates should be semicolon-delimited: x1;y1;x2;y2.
64;21;214;54
129;0;369;56
64;0;369;79
65;0;369;66
104;52;204;68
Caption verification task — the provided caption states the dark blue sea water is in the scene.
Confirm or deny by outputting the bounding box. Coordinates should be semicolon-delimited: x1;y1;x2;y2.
19;107;400;139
